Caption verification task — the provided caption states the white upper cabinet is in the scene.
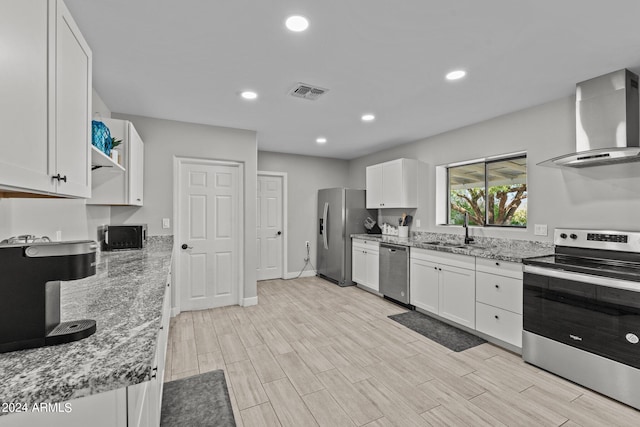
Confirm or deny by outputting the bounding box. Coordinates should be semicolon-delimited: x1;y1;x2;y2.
88;118;144;206
366;158;418;209
0;0;91;198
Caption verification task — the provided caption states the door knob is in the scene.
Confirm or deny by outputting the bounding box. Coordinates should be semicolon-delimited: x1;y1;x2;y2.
276;231;282;236
181;244;193;250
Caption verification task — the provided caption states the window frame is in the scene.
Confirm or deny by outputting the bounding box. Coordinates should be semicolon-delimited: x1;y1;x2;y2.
445;153;527;229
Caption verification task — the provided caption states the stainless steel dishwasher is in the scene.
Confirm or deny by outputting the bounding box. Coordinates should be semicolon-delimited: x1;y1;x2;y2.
379;243;410;305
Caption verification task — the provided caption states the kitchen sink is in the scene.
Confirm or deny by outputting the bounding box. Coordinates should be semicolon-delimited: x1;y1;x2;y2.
420;241;487;250
452;244;488;250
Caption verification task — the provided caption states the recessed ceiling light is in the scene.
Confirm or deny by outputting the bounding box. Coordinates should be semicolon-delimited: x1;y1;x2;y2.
316;137;327;144
240;91;258;100
361;114;375;122
446;70;466;81
285;15;309;32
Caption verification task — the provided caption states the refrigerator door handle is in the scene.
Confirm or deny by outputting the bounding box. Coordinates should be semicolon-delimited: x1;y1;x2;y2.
323;202;329;250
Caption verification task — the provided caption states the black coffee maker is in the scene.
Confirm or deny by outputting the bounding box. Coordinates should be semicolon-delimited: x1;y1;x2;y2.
0;240;98;353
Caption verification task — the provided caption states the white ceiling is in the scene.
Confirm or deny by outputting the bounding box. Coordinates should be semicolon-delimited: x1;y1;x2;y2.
65;0;640;160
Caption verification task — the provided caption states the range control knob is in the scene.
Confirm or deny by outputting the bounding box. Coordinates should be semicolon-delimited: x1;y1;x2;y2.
559;233;567;239
570;233;578;240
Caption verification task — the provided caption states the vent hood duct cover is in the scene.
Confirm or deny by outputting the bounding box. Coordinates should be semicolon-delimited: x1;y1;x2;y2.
539;69;640;168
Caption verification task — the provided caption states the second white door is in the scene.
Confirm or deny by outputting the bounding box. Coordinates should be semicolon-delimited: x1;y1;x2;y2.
178;160;240;310
256;174;283;280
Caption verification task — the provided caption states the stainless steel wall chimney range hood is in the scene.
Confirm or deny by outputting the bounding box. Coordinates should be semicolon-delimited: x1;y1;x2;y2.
539;69;640;168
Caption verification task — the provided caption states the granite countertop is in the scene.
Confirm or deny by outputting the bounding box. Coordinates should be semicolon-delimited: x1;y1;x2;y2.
0;236;173;407
352;232;554;263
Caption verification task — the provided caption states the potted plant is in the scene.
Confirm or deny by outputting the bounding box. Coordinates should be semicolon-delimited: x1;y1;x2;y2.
110;137;123;165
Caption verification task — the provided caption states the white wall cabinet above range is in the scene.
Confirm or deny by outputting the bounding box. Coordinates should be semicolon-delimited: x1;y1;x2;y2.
88;118;144;206
0;0;92;198
410;248;476;329
352;239;380;292
366;158;418;209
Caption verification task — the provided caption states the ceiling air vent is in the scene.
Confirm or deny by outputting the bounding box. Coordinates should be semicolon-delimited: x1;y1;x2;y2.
289;83;329;101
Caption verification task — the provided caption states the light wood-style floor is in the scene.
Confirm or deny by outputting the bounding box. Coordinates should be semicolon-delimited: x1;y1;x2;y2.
166;277;640;426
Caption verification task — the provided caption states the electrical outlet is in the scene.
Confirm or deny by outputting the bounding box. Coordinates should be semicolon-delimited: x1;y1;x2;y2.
162;218;170;229
534;224;548;236
55;230;62;241
416;219;421;228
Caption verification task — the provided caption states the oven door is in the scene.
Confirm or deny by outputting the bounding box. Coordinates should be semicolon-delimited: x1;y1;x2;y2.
523;265;640;369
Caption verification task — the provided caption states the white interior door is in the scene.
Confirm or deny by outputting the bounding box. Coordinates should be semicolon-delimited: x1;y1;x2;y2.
256;174;283;280
178;161;240;310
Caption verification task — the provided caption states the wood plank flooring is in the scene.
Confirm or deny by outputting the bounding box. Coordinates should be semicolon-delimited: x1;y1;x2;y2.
166;277;640;426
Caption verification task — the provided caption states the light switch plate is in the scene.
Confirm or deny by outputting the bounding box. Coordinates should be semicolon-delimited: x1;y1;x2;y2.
534;224;548;236
162;218;170;229
416;219;421;228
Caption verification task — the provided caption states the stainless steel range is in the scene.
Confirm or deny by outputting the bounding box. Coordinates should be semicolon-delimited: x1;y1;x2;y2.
522;228;640;409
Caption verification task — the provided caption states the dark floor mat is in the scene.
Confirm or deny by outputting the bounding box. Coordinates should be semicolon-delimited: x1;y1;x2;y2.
161;370;236;427
389;310;486;352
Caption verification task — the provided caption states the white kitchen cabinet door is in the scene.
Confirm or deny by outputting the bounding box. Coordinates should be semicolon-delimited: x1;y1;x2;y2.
0;0;91;198
381;159;403;207
53;0;92;198
129;125;144;205
439;264;476;329
410;257;439;315
0;1;53;195
352;246;367;285
365;164;383;208
365;248;379;292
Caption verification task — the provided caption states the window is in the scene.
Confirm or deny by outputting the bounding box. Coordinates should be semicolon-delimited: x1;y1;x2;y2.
448;155;527;227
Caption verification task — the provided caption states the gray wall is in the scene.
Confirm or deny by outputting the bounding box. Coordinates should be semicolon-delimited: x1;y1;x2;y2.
257;151;350;275
0;199;11;239
348;96;640;241
92;88;111;118
112;113;258;300
5;199;108;241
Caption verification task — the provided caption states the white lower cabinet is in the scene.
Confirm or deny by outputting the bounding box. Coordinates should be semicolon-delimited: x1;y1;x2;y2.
352;240;379;292
475;258;524;347
409;257;439;314
410;249;476;329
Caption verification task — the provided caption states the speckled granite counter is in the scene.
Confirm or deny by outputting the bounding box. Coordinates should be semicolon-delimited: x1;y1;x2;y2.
0;236;173;407
352;232;553;262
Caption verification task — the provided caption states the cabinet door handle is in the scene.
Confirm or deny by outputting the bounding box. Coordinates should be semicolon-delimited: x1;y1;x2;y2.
495;262;500;266
494;315;499;320
52;174;67;182
495;284;500;289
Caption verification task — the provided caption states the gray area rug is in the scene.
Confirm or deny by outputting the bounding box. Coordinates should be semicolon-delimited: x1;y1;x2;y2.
161;370;236;427
389;310;486;352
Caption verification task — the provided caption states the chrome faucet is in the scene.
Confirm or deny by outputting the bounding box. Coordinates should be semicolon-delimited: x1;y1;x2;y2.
463;212;474;244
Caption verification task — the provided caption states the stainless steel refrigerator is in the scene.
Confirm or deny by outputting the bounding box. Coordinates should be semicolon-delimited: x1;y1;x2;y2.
317;188;375;286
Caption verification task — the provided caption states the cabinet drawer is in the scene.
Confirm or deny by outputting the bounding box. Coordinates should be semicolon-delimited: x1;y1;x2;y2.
353;239;379;252
476;302;522;347
410;247;475;271
476;257;522;279
476;272;522;314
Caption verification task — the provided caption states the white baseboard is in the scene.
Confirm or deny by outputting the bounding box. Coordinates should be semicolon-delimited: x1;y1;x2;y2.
283;270;317;279
242;296;258;307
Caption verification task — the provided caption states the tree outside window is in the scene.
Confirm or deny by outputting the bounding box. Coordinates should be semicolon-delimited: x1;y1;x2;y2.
448;156;527;227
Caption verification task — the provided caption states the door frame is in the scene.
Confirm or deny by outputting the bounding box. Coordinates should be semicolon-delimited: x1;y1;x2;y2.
257;171;288;279
172;157;245;315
